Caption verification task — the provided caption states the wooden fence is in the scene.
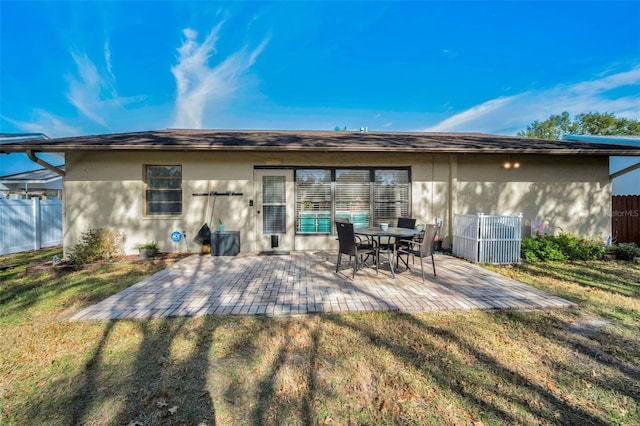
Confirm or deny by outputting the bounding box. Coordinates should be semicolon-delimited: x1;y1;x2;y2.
0;198;62;255
612;195;640;246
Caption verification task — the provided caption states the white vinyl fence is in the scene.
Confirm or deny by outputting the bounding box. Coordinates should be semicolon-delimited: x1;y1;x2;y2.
453;213;523;264
0;198;62;255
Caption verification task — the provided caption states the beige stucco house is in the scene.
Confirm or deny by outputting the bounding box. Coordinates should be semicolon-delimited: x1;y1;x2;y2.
2;129;640;256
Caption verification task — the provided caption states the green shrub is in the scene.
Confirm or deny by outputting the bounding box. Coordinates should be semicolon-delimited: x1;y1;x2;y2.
521;232;605;262
521;236;566;262
70;228;126;264
135;241;158;250
611;243;640;261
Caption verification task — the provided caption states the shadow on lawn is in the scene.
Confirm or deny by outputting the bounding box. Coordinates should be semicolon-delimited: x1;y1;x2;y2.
11;251;636;424
246;319;323;425
12;257;218;425
0;262;167;318
17;316;219;425
327;313;610;425
519;261;639;299
111;317;218;425
510;261;640;327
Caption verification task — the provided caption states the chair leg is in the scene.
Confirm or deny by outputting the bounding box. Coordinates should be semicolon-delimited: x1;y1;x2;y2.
352;255;357;279
336;253;341;273
431;254;436;277
396;252;407;270
420;256;425;282
387;250;395;278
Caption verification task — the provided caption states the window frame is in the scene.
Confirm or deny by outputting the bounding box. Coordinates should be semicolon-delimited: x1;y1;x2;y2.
262;175;288;234
144;165;183;216
294;167;411;235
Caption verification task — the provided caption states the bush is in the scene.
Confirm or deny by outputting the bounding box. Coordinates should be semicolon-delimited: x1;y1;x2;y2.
70;228;126;264
135;241;158;250
611;243;640;261
521;231;605;262
521;236;566;262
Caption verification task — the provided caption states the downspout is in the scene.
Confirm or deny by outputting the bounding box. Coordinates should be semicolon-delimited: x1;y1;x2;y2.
26;150;65;177
610;161;640;180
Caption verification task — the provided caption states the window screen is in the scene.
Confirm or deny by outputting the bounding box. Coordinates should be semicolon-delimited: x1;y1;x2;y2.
145;165;182;215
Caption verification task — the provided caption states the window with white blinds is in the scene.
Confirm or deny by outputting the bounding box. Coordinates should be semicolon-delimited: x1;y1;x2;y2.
335;169;370;229
294;167;410;234
263;175;287;233
374;169;410;226
296;170;332;233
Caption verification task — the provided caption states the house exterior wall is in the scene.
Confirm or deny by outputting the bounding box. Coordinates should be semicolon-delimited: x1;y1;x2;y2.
455;155;611;239
62;151;611;256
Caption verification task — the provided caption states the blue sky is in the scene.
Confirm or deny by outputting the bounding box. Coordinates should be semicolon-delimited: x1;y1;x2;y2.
1;1;639;177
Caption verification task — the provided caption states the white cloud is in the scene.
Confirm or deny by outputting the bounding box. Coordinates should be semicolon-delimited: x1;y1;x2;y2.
423;65;640;134
66;48;144;127
104;39;116;83
424;96;520;133
171;24;269;128
570;66;640;94
3;110;82;138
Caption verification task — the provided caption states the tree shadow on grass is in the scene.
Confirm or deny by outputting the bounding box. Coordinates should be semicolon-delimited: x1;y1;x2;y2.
211;316;326;425
251;320;321;426
0;262;169;319
505;312;640;403
327;312;610;425
111;317;218;425
15;316;219;425
518;261;640;299
70;320;118;424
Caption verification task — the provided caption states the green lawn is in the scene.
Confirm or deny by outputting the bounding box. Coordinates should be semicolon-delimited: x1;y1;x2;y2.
1;248;638;425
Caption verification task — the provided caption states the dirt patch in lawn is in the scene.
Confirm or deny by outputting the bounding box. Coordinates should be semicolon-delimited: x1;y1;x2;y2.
23;252;193;275
564;318;613;339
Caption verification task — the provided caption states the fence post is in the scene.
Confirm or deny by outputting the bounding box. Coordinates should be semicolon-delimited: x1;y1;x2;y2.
33;197;42;251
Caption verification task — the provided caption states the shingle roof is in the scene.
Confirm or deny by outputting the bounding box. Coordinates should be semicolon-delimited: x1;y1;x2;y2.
2;129;640;155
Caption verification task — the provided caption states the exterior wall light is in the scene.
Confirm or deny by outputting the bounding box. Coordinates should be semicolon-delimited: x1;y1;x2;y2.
502;157;521;169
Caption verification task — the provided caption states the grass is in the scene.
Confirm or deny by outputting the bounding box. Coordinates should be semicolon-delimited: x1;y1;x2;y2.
1;248;639;425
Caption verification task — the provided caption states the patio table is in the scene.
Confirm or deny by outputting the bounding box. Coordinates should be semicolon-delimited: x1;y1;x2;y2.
355;227;421;278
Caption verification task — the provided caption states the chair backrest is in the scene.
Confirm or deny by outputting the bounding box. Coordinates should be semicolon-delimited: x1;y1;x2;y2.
336;221;356;255
420;224;438;257
397;217;416;229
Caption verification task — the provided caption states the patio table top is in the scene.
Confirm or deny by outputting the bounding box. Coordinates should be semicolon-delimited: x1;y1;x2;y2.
71;252;576;321
355;226;421;239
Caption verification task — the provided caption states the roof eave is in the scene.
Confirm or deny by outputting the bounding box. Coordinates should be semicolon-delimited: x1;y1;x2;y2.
3;143;640;156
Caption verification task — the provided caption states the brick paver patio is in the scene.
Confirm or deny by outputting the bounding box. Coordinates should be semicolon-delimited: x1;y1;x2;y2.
71;252;576;321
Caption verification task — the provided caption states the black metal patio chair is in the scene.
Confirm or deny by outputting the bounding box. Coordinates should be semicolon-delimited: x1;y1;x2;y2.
379;216;417;254
396;224;438;282
335;221;377;279
397;217;417;229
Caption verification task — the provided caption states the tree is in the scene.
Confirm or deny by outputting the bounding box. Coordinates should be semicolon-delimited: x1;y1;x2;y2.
518;112;640;140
